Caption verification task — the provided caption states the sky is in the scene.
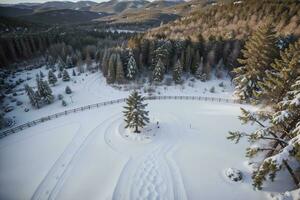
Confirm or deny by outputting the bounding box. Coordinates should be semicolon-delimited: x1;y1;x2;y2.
0;0;108;4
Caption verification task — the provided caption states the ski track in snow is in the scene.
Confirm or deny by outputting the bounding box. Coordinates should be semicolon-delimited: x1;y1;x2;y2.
31;112;120;200
111;114;188;200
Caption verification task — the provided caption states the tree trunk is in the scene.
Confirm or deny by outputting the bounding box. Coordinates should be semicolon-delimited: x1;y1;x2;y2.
283;160;300;187
135;125;139;133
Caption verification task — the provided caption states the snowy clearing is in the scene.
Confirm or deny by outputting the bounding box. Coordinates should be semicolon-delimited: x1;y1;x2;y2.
1;67;295;200
3;67;234;127
0;100;287;200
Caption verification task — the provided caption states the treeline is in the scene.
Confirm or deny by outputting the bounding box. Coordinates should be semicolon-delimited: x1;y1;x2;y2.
99;31;296;85
147;0;300;41
228;23;300;190
100;36;243;84
0;32;58;67
0;29;135;68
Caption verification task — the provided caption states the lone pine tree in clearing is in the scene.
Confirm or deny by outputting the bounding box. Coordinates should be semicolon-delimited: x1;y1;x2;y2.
123;91;149;133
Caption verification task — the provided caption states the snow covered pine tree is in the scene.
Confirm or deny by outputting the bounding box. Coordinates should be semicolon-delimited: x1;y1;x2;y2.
126;52;137;80
48;70;57;86
173;59;183;84
233;23;278;101
153;58;165;82
63;69;70;82
227;77;300;189
123;91;149;133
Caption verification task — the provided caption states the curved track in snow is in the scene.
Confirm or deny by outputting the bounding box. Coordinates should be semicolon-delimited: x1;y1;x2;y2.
31;113;120;200
110;114;188;200
3;96;244;200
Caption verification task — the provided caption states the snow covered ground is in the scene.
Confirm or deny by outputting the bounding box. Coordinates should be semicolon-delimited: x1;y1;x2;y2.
2;66;234;127
1;100;273;200
0;66;295;200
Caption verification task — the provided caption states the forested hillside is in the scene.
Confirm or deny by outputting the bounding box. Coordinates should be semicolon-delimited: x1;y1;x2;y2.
147;0;300;40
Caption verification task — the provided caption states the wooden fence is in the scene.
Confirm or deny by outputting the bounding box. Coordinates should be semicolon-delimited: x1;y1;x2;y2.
0;96;243;139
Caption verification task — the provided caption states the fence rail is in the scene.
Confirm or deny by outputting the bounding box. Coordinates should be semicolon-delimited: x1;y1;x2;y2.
0;96;243;139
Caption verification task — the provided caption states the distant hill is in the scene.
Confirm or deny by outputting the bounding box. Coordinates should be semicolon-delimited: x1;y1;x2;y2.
0;0;197;27
146;0;300;40
96;0;204;25
18;9;106;24
90;0;150;14
33;1;98;12
143;0;184;9
0;6;33;17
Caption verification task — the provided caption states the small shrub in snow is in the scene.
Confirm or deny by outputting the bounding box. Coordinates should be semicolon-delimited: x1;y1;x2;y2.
62;100;67;107
65;86;72;94
0;116;15;128
200;73;207;82
188;82;194;87
165;78;173;86
16;101;23;106
219;82;225;87
24;108;29;112
63;70;70;81
209;86;215;93
58;94;64;100
39;71;44;78
12;92;17;96
4;106;14;113
225;168;243;182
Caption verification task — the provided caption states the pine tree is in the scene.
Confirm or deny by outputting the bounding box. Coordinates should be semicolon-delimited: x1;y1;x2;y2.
228;78;300;190
191;50;201;74
33;91;41;108
153;58;165;82
39;71;44;78
62;70;70;82
62;100;67;107
72;69;76;76
258;40;300;104
25;84;40;108
173;60;183;84
102;48;109;77
0;113;6;129
57;71;62;79
126;52;137;80
107;53;116;84
65;86;72;94
195;57;204;80
37;78;54;104
215;59;224;79
48;70;57;86
123;91;149;133
58;57;65;72
233;23;278;100
42;81;54;104
115;53;125;84
66;55;74;68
